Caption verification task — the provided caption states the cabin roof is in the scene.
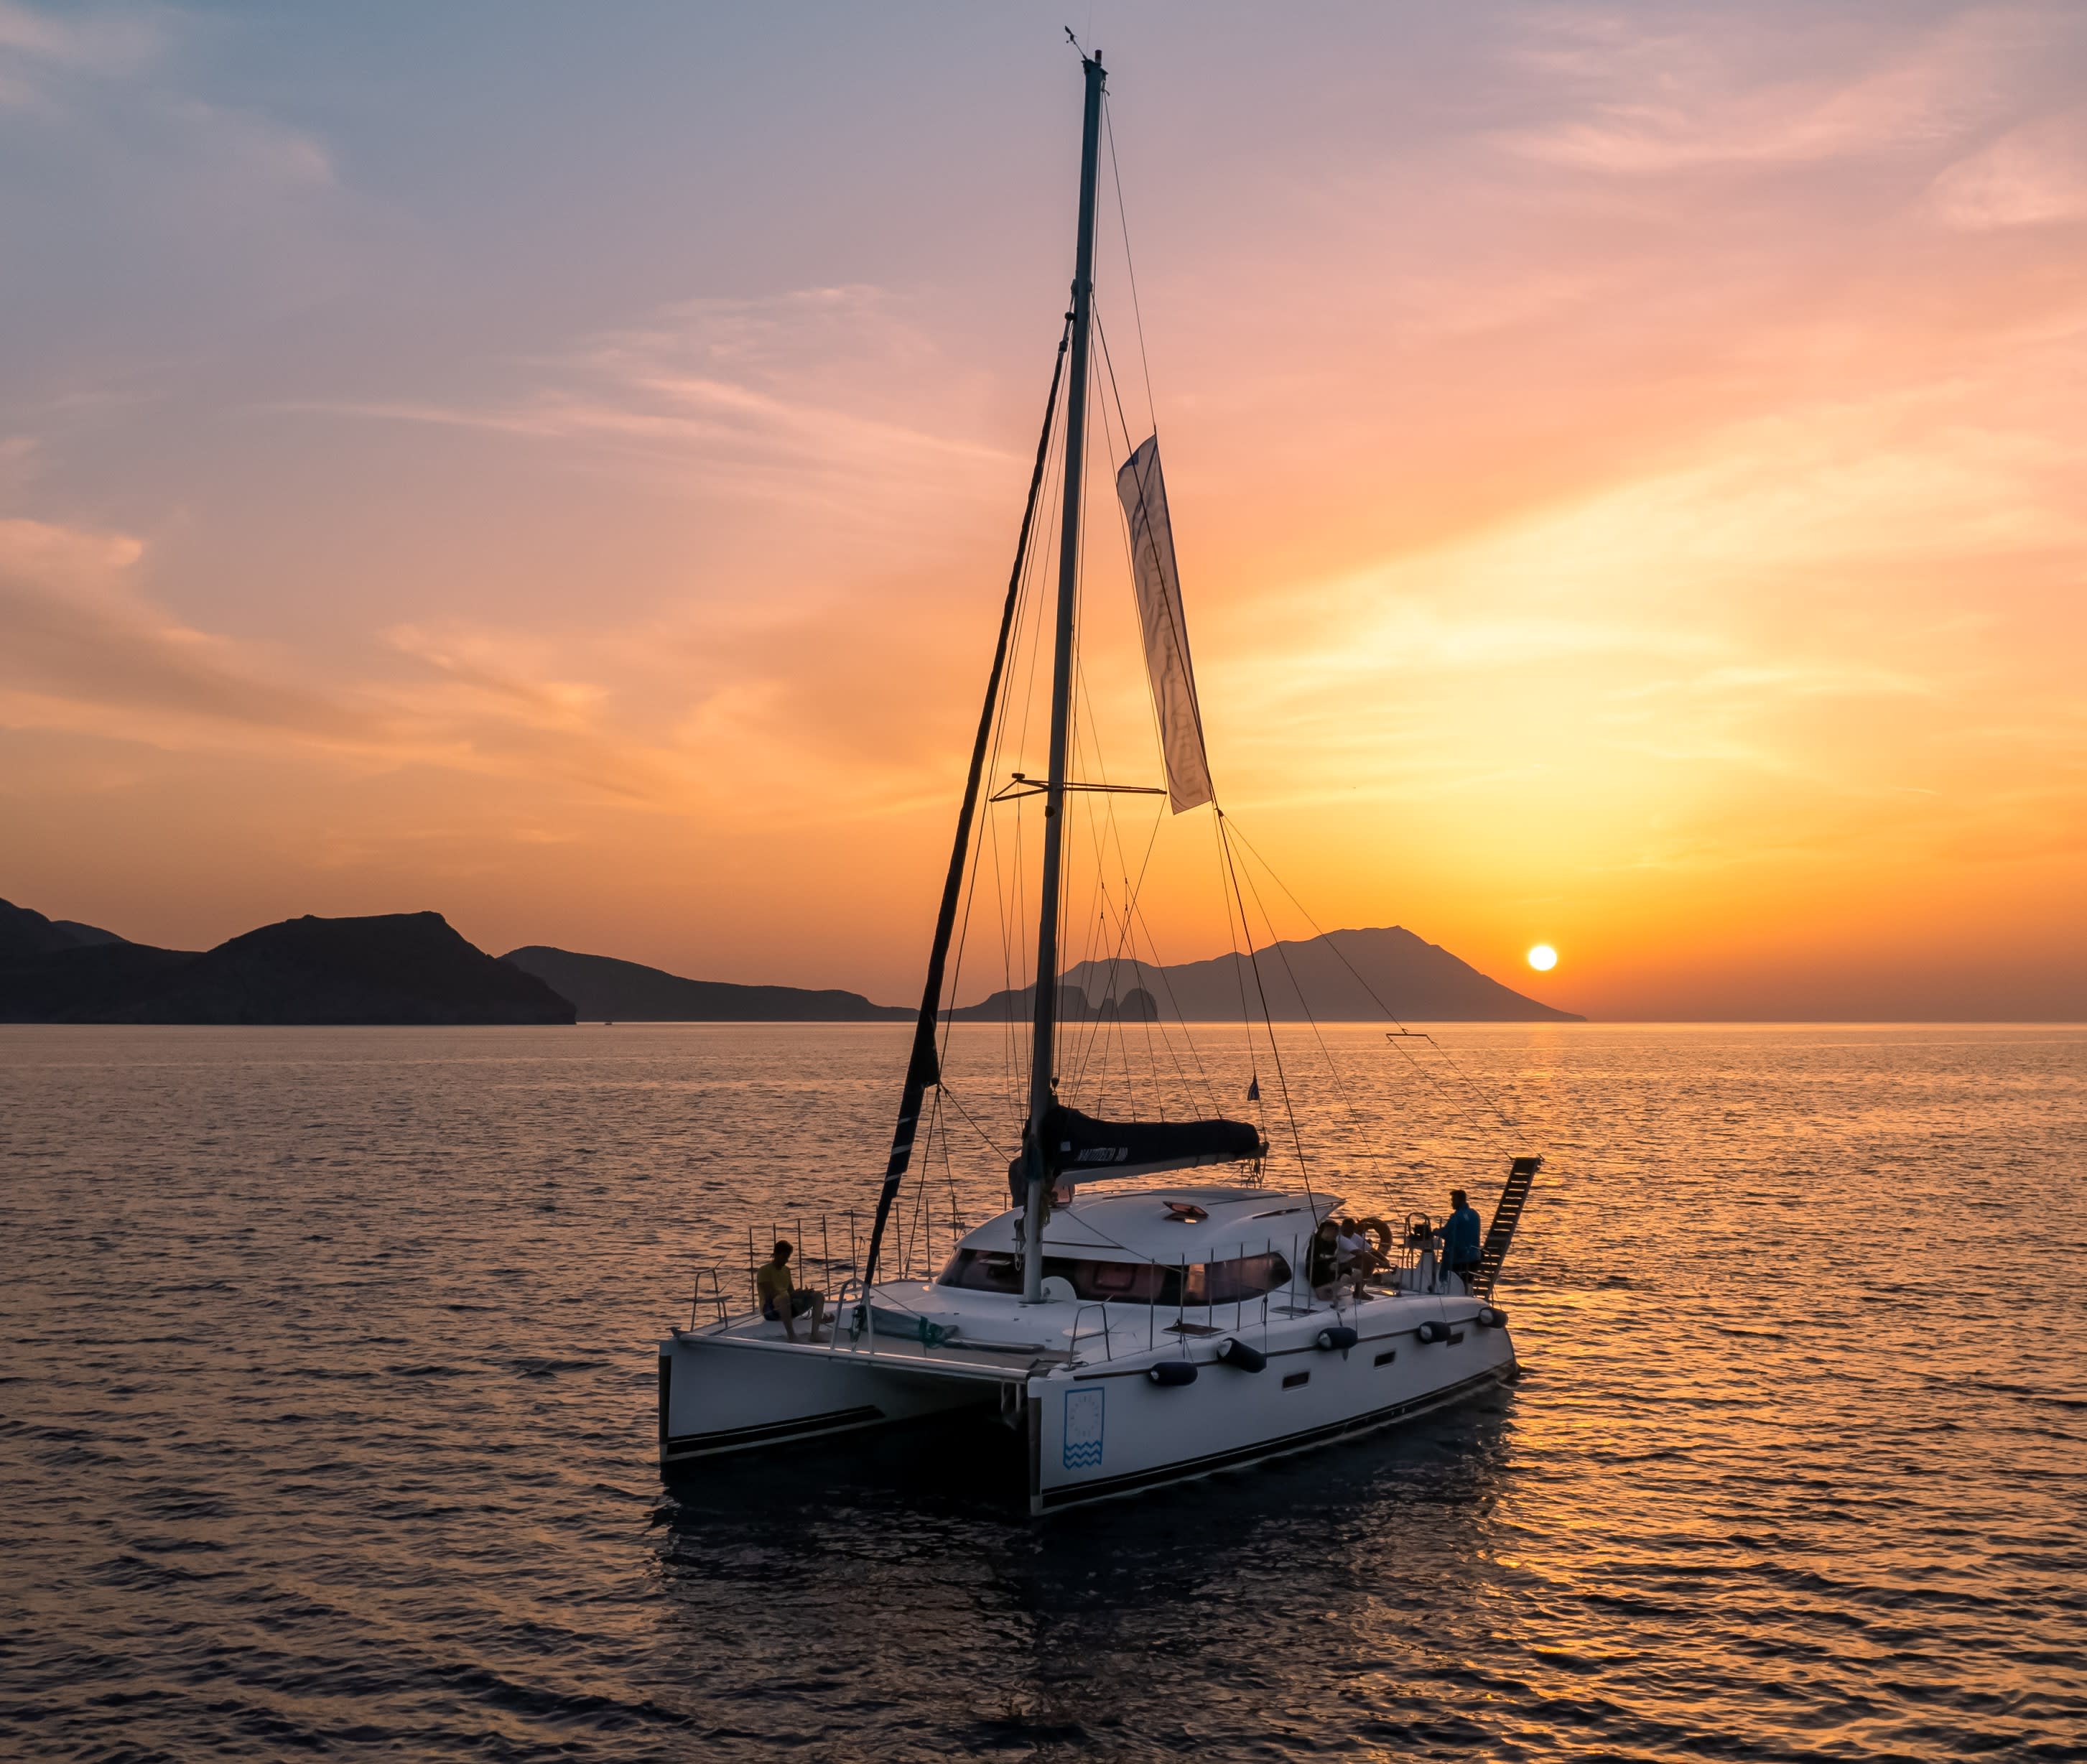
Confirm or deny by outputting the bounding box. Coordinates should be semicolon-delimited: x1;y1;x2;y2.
956;1185;1340;1266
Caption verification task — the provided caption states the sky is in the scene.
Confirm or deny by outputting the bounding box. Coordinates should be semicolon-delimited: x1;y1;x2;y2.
2;1;2083;1021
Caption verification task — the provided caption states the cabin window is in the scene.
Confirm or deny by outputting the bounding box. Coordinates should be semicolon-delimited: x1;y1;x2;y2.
937;1248;1292;1306
1184;1252;1293;1307
936;1250;1023;1294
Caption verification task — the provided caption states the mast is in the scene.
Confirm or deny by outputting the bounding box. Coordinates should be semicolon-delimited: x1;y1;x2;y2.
1021;47;1107;1304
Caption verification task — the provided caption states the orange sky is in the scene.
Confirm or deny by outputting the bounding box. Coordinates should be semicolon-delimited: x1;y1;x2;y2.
2;3;2083;1019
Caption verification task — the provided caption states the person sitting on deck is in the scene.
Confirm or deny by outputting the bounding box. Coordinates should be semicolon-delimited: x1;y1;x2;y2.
1337;1217;1384;1296
1308;1217;1343;1302
1439;1191;1484;1293
756;1240;827;1343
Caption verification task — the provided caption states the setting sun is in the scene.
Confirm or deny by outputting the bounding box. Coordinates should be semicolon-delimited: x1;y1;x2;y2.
1528;945;1558;972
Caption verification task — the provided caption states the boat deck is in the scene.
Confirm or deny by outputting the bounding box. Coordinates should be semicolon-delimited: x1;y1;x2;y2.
679;1272;1459;1386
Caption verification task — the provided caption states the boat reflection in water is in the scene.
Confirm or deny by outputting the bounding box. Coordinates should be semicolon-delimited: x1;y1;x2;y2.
656;1387;1518;1750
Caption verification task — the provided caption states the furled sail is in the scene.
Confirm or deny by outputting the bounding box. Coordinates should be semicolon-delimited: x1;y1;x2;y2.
1042;1102;1264;1182
1116;435;1215;814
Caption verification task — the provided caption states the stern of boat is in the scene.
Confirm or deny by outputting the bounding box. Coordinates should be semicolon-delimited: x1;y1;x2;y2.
657;1318;1017;1468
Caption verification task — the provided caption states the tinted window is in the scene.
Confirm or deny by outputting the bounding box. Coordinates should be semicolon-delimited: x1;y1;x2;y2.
938;1248;1291;1306
1188;1251;1293;1306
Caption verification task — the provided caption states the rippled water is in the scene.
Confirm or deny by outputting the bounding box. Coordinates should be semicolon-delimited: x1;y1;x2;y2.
4;1023;2083;1762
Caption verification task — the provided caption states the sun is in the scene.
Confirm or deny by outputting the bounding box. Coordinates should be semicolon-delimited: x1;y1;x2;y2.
1527;944;1558;972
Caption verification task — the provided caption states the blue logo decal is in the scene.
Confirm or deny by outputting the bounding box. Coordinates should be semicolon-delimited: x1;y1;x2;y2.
1063;1386;1105;1470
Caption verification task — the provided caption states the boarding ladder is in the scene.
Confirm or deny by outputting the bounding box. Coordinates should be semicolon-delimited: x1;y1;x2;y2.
1470;1156;1543;1299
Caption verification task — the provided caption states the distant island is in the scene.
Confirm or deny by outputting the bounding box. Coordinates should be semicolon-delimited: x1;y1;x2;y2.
501;946;910;1022
949;926;1582;1023
2;898;1581;1025
1;901;572;1026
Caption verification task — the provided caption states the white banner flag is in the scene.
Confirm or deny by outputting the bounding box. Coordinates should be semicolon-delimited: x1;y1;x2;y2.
1116;436;1214;814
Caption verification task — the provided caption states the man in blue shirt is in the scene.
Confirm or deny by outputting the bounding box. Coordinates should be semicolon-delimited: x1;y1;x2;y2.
1440;1189;1484;1291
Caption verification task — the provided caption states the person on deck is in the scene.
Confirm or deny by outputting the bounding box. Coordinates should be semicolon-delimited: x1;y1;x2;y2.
1439;1191;1484;1293
1336;1218;1377;1298
1308;1217;1343;1302
756;1240;827;1343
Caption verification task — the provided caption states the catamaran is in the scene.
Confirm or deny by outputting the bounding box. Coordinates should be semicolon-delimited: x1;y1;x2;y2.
658;45;1543;1515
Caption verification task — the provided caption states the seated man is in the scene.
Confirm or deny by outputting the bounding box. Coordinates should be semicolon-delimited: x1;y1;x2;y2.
1307;1217;1343;1302
1337;1217;1383;1296
1439;1190;1484;1293
755;1240;827;1343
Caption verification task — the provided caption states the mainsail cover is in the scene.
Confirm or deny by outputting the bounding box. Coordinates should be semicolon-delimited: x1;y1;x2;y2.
1117;436;1215;814
1042;1103;1264;1181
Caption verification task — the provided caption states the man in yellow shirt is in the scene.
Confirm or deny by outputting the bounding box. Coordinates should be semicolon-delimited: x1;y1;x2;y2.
755;1240;827;1343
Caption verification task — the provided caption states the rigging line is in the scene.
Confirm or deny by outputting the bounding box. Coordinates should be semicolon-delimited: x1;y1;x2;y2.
1061;654;1148;1103
1090;794;1200;1114
1220;817;1524;1143
934;1084;965;1241
1004;377;1070;1115
1084;321;1232;1124
871;310;1073;1290
1125;889;1222;1117
1209;808;1263;1090
1061;666;1113;1096
1110;881;1176;1118
1089;344;1223;1123
1093;300;1140;456
938;1081;1015;1162
1224;817;1391;1184
1061;677;1175;1115
944;340;1067;1069
985;794;1015;1115
1128;944;1168;1120
980;388;1054;1119
1219;860;1510;1177
1102;95;1158;437
1074;342;1186;1097
1216;813;1316;1213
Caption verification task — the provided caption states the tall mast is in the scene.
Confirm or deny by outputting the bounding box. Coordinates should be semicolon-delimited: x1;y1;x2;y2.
1021;47;1106;1304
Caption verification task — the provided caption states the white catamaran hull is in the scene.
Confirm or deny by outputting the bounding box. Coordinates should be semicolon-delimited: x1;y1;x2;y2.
657;1330;1002;1463
659;1283;1514;1514
1028;1305;1515;1513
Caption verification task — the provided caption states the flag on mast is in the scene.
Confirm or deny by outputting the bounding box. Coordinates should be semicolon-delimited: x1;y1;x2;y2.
1117;435;1214;814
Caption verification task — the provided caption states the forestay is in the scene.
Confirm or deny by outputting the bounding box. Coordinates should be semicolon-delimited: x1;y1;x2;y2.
1117;435;1214;814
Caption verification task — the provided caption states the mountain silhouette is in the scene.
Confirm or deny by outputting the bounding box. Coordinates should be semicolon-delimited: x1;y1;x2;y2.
501;945;909;1022
0;903;573;1025
950;926;1581;1022
0;899;126;961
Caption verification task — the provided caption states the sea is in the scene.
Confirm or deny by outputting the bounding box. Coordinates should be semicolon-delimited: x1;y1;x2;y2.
3;1022;2083;1763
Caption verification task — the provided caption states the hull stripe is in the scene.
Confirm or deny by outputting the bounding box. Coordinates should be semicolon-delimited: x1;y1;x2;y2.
662;1403;884;1458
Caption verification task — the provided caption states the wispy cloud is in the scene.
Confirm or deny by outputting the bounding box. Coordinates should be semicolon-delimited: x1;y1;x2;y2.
0;0;332;186
0;0;160;101
293;286;1015;530
0;518;699;807
1927;106;2087;226
1496;6;2034;175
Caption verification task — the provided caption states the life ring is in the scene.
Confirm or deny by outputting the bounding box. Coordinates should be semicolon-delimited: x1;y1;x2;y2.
1354;1217;1395;1259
